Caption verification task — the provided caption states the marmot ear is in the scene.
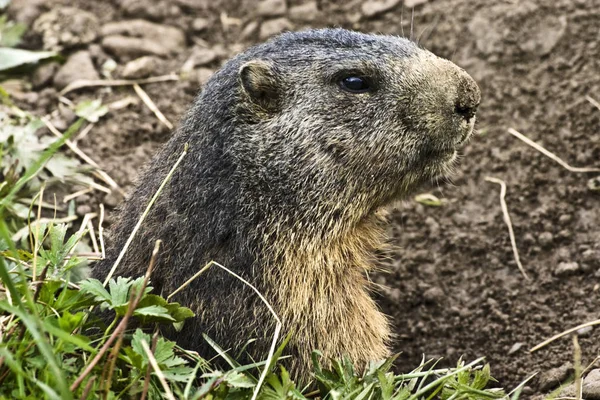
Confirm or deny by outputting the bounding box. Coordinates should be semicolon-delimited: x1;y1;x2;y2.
239;60;281;112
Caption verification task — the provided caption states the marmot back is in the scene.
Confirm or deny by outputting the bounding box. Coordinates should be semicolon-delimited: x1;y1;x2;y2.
93;28;480;379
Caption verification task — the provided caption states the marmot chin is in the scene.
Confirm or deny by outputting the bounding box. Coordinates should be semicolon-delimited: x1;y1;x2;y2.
93;28;481;379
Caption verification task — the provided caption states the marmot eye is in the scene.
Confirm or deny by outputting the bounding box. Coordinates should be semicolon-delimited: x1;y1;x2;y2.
339;76;371;93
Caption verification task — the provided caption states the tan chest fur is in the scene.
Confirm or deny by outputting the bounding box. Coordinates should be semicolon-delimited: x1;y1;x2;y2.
266;212;392;370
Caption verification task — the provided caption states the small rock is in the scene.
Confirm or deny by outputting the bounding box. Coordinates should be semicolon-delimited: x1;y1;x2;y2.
241;21;260;41
54;51;100;90
101;20;186;59
102;36;170;58
508;342;524;355
121;56;158;79
519;15;567;56
31;62;59;88
259;18;293;40
289;2;319;22
558;214;572;223
186;47;219;68
538;363;573;392
554;262;580;277
404;0;428;6
102;191;124;208
538;231;554;246
422;286;444;304
7;0;45;25
577;325;594;337
582;249;599;266
360;0;401;18
76;204;92;216
191;17;210;32
582;369;600;399
33;7;100;51
257;0;287;17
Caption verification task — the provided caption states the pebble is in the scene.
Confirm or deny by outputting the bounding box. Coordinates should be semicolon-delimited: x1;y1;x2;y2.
422;286;445;304
101;20;186;59
360;0;401;18
31;62;59;88
54;51;100;90
257;0;287;17
289;2;319;22
538;231;554;246
241;21;260;41
538;363;573;392
560;369;600;399
33;7;100;51
191;17;211;32
507;342;524;355
554;261;580;277
259;18;293;40
122;56;158;79
7;0;45;25
519;15;567;56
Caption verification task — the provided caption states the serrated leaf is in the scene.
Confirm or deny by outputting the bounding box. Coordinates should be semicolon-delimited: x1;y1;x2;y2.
0;48;57;71
45;154;81;179
79;278;112;303
134;305;175;321
74;99;109;123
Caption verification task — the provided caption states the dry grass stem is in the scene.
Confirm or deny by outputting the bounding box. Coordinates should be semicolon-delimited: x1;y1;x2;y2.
530;319;600;352
140;339;176;400
73;123;94;143
41;117;122;192
99;204;106;260
60;74;179;95
168;260;282;400
508;128;600;173
63;187;94;203
133;84;174;130
87;219;100;254
574;335;582;400
485;177;530;280
101;146;188;286
107;96;139;110
586;95;600;111
32;185;44;280
78;376;96;400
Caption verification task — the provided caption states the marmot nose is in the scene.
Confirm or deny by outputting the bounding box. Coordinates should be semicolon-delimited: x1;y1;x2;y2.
454;73;481;123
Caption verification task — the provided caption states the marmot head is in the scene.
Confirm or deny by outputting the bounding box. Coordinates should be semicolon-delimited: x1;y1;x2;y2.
199;29;480;235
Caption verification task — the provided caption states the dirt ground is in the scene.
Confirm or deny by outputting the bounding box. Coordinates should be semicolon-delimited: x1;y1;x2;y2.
7;0;600;397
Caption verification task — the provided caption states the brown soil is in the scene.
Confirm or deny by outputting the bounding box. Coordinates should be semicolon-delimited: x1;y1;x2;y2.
8;0;600;397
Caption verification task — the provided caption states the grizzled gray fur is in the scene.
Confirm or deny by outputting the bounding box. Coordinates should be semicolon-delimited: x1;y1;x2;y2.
93;28;480;379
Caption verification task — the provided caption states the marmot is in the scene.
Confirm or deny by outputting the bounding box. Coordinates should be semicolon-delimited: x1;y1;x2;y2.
93;28;480;379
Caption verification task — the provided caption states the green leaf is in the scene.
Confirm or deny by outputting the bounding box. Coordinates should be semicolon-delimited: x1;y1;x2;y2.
74;99;109;123
134;305;175;321
0;16;27;47
79;278;112;303
44;154;82;180
0;47;57;71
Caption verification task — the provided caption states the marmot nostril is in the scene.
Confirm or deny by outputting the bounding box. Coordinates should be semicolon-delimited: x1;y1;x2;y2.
455;103;478;122
454;73;481;123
